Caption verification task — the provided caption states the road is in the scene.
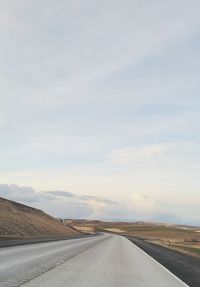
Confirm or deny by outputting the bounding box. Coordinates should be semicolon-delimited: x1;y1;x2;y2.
127;236;200;287
0;234;187;287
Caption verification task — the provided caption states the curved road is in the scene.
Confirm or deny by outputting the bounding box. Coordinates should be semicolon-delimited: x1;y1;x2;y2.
0;234;187;287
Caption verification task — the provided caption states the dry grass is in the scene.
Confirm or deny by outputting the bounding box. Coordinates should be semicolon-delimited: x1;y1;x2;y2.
71;226;95;234
69;219;200;258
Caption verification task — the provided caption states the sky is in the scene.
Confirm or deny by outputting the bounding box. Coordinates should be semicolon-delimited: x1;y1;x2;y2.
0;0;200;224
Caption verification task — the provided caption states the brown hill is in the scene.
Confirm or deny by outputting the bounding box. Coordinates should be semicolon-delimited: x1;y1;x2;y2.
0;197;79;238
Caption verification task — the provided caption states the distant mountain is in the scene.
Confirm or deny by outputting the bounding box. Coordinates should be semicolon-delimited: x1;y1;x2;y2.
0;197;79;238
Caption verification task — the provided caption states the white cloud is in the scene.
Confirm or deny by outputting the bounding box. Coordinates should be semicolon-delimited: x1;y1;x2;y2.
0;184;52;203
130;193;155;210
0;184;117;219
0;183;200;224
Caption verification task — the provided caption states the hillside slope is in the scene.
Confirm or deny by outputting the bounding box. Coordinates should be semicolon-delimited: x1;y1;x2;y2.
0;197;79;238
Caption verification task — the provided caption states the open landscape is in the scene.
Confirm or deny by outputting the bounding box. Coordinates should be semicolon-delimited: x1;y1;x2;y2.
1;197;200;259
69;220;200;258
0;198;200;287
1;1;200;286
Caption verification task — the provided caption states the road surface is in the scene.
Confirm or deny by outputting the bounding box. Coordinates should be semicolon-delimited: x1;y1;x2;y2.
0;234;187;287
127;236;200;287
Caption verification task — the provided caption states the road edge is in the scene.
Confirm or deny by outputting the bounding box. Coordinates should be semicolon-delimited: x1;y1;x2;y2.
0;233;101;248
127;236;200;287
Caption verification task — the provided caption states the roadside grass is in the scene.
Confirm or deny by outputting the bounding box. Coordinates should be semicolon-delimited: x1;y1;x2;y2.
97;224;200;258
171;244;200;257
97;224;199;241
70;220;200;258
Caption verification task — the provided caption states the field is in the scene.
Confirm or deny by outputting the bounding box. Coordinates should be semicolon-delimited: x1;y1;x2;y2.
69;220;200;258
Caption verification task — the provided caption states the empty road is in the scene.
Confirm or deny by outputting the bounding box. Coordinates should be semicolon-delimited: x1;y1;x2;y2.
0;234;188;287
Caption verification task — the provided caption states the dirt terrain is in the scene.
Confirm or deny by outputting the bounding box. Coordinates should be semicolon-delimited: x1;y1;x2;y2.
0;197;79;238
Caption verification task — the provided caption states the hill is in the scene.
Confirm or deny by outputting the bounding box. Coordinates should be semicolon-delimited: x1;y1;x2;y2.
0;197;79;238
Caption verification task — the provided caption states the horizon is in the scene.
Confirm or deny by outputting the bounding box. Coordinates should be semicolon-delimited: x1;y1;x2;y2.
0;1;200;225
1;192;200;227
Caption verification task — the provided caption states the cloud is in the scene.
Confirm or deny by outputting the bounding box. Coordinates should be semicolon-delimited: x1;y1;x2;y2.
130;193;155;209
44;190;117;205
0;2;200;225
0;184;52;203
0;184;200;225
45;190;75;198
78;195;116;205
0;184;117;219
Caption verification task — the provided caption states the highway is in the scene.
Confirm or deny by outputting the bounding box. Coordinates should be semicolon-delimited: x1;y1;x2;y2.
0;234;188;287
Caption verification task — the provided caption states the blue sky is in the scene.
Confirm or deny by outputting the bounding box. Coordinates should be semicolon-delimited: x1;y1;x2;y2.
0;0;200;224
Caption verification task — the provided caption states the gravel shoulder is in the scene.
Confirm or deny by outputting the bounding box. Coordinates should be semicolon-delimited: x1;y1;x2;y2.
127;236;200;287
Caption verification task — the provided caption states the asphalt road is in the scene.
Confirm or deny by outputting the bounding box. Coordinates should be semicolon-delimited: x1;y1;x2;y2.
127;236;200;287
0;234;187;287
